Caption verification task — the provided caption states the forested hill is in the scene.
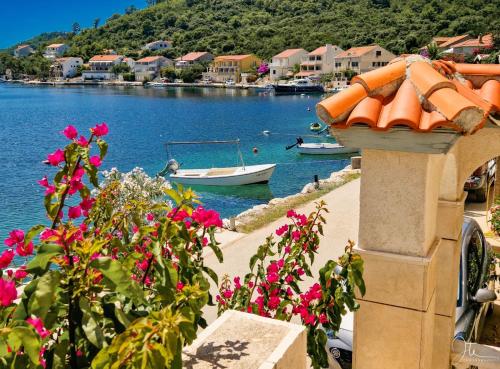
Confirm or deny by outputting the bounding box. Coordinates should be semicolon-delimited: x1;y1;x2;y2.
10;0;500;60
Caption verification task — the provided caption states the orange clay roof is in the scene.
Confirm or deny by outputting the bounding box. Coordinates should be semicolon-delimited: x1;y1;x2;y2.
274;48;306;58
336;45;377;58
47;43;65;48
309;46;337;56
215;54;253;61
89;55;122;62
453;34;493;48
177;51;210;61
438;35;471;48
137;56;165;63
316;55;500;135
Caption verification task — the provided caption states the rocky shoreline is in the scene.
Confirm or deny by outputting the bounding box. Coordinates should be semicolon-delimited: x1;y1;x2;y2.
225;162;361;232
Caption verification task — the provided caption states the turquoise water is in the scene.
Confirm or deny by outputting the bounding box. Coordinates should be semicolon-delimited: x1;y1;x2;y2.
0;83;351;241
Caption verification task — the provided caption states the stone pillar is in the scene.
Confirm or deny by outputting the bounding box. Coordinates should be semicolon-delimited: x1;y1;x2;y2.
353;149;446;369
495;157;500;200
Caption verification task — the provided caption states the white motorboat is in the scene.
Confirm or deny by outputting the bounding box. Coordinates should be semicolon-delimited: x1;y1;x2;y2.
170;163;276;186
297;142;359;155
159;139;276;186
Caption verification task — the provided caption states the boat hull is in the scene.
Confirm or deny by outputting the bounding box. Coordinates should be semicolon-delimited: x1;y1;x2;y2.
274;85;324;94
297;143;358;155
170;164;276;186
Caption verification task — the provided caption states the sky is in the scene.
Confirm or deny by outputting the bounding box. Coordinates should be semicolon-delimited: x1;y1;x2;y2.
0;1;147;49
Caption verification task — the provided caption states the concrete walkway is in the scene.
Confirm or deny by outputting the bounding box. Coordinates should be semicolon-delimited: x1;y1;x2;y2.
204;178;360;323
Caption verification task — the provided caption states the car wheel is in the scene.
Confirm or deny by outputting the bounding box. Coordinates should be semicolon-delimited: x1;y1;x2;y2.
327;354;344;369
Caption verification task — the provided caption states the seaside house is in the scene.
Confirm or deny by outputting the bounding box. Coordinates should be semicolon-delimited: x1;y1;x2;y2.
123;57;136;70
142;40;173;52
269;48;309;81
445;33;493;56
297;44;343;78
82;55;124;80
175;52;214;69
203;54;261;83
44;43;69;59
134;56;173;81
49;57;83;79
14;45;34;58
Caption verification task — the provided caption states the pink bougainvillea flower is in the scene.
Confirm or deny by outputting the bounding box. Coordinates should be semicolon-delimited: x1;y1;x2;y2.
37;176;49;188
284;246;291;254
222;289;233;299
72;166;85;181
16;241;33;257
89;155;102;167
14;268;28;280
266;272;279;284
91;122;109;137
176;281;184;291
76;135;89;147
268;295;281;310
80;197;95;212
286;209;297;218
26;317;50;339
62;125;78;140
285;274;294;284
234;276;242;290
0;249;14;268
68;206;82;219
0;278;17;306
297;267;305;276
146;213;154;221
4;229;24;247
275;224;288;236
40;228;57;241
277;259;284;268
296;214;308;226
45;185;56;196
47;149;65;166
192;206;222;228
319;313;328;324
292;230;301;241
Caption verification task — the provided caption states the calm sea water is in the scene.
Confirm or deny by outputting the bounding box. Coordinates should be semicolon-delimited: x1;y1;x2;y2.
0;83;351;242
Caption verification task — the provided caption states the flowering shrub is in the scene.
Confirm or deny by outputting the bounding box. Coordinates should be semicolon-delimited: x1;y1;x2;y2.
0;124;224;369
489;198;500;236
217;202;365;369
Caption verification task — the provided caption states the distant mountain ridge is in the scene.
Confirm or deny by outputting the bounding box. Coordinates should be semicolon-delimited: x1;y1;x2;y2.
6;0;500;60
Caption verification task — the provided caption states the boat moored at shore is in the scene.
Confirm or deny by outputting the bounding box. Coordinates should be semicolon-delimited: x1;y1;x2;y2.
274;78;324;94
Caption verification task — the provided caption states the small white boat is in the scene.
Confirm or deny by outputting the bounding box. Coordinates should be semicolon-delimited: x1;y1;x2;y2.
170;163;276;186
159;139;276;186
297;143;358;155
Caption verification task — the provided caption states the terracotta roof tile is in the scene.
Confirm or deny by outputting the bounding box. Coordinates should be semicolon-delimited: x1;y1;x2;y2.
137;56;165;63
309;46;327;56
336;45;377;58
216;54;253;61
89;55;122;62
453;34;493;48
316;55;499;135
274;48;306;58
438;35;470;48
177;52;210;61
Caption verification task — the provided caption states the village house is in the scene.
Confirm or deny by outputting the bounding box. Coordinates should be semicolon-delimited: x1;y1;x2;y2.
175;52;214;69
203;54;261;83
428;34;471;52
134;56;172;81
269;48;309;81
14;45;34;57
82;55;124;80
50;57;83;79
297;44;343;78
142;40;172;52
445;33;494;56
44;43;69;59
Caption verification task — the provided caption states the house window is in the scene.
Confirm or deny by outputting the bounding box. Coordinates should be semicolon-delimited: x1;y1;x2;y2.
352;61;359;67
372;62;376;67
376;50;381;57
316;56;322;61
315;65;321;71
272;70;276;74
335;62;341;68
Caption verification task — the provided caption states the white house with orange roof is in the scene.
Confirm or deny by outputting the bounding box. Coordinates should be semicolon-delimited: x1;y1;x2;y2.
50;57;83;79
333;45;396;75
134;56;173;81
175;52;214;69
297;44;343;78
44;43;69;59
82;55;125;80
269;48;308;81
14;45;34;58
446;34;494;56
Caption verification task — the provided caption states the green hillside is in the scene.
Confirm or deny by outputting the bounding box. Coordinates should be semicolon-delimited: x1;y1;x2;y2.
16;0;500;61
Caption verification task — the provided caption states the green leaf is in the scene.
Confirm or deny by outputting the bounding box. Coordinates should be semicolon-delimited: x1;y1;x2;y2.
28;270;60;320
90;257;145;304
9;327;40;365
97;139;108;160
208;233;223;263
80;297;105;348
202;266;218;285
26;244;63;275
25;224;45;244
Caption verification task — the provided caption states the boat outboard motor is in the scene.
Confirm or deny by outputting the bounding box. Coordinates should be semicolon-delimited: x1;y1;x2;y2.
286;137;304;150
166;159;180;174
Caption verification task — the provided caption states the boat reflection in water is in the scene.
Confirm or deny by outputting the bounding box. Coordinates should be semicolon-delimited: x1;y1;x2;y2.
187;183;274;202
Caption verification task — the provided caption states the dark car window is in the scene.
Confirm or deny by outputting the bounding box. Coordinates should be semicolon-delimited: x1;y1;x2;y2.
466;230;483;294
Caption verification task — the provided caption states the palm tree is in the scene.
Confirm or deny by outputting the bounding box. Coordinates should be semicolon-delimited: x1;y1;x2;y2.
424;42;443;60
93;18;100;29
72;22;81;35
